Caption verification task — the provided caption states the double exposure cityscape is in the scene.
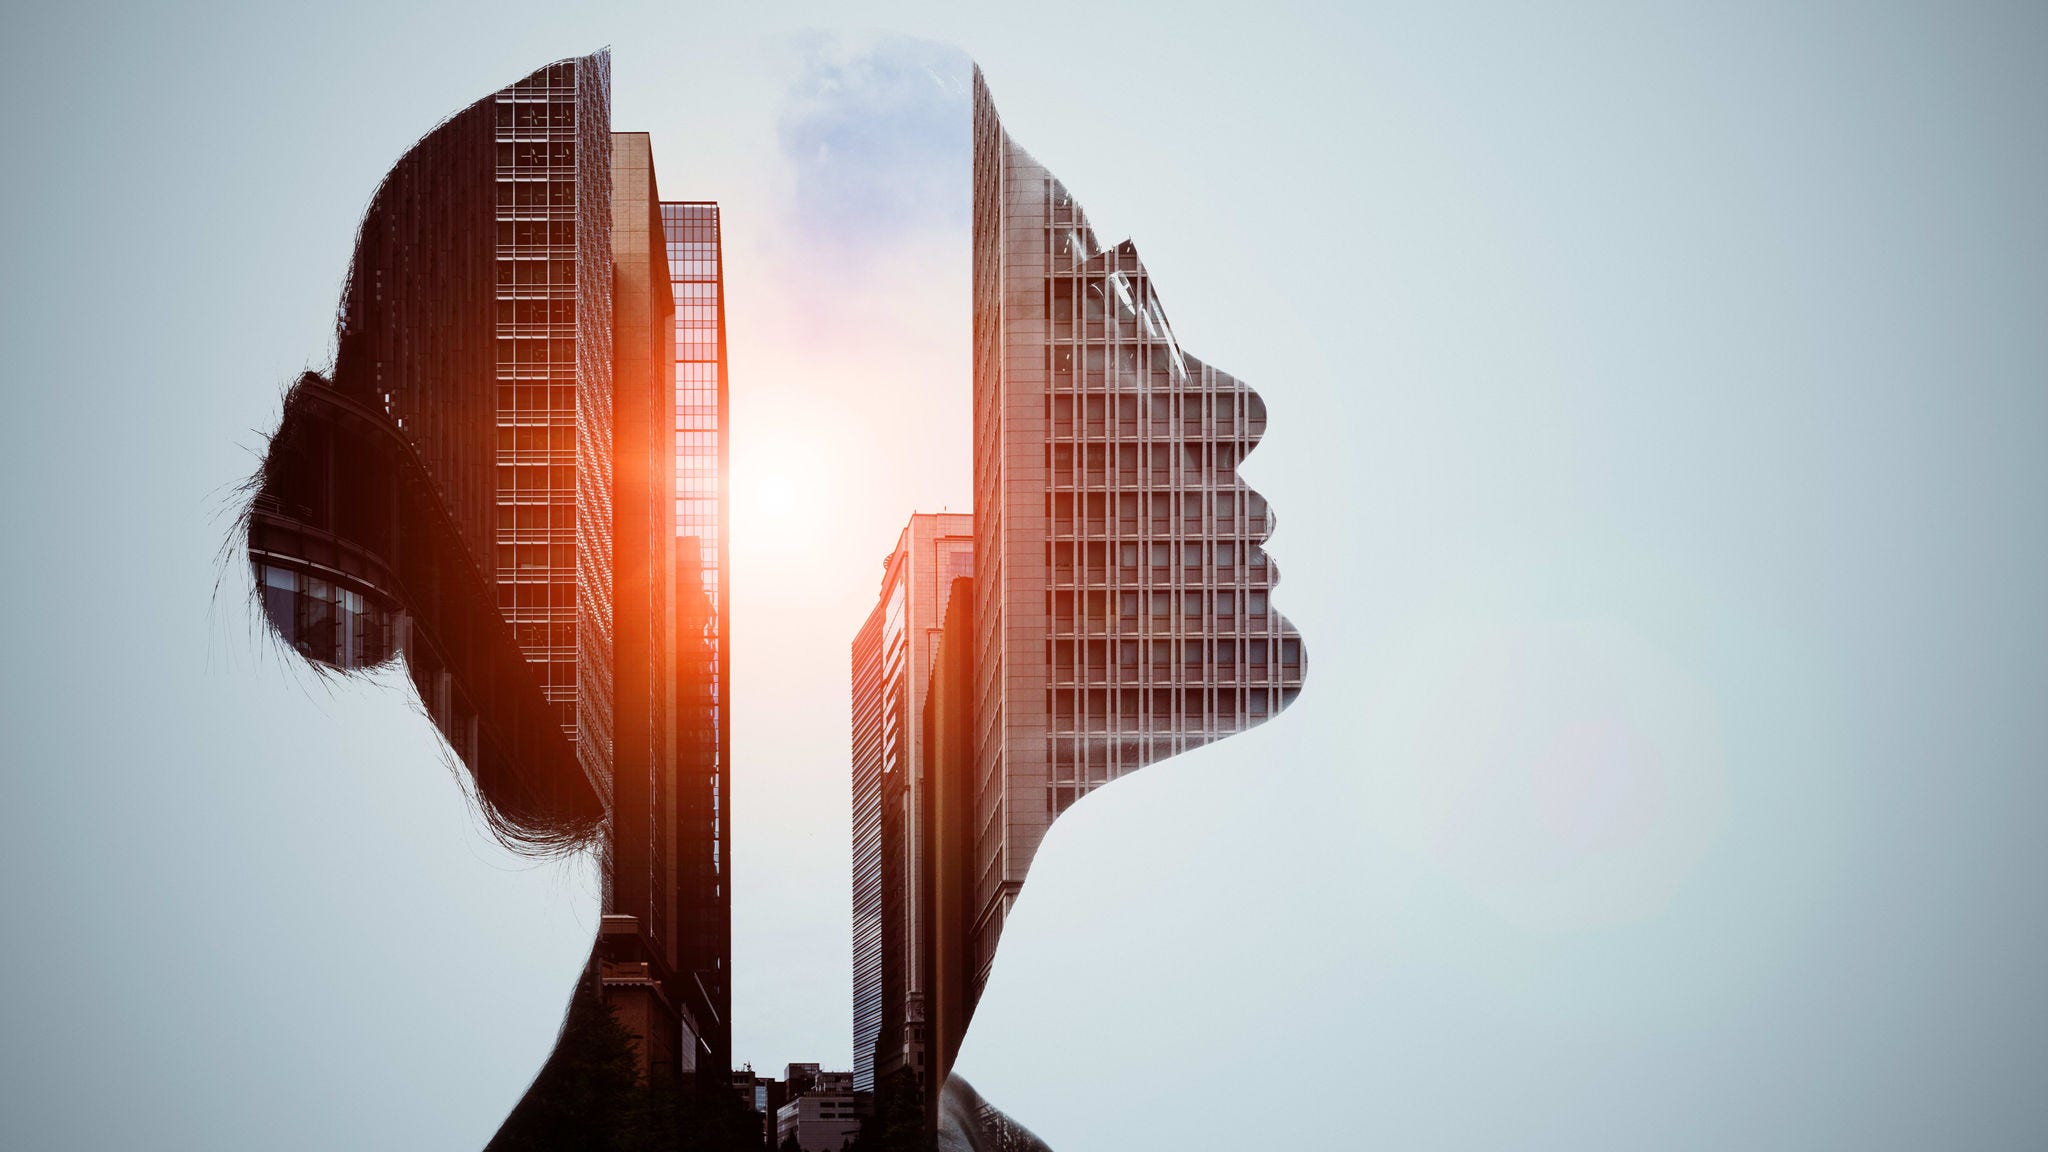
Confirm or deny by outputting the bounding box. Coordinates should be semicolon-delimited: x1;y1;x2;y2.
246;50;1299;1152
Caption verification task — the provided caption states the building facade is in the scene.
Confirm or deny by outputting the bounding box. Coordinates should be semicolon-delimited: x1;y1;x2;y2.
775;1071;865;1152
597;128;694;1077
850;608;886;1096
662;200;733;1075
965;67;1306;1000
850;515;974;1093
923;574;977;1105
490;55;618;802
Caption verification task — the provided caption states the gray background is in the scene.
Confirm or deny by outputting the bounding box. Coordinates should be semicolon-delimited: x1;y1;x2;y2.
1;2;2043;1148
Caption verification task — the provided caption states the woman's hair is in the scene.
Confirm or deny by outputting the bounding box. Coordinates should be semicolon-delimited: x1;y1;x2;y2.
243;370;606;856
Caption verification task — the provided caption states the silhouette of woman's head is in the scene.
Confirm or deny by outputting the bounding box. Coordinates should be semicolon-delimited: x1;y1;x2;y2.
241;50;1307;1152
244;55;618;856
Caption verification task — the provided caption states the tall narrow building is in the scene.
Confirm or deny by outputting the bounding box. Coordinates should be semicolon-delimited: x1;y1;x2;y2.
597;128;689;1078
850;515;974;1093
662;200;733;1076
922;573;977;1114
965;68;1306;1002
491;54;618;802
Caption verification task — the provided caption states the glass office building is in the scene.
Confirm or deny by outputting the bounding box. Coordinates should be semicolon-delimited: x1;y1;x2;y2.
849;515;973;1093
662;200;732;1074
491;54;617;796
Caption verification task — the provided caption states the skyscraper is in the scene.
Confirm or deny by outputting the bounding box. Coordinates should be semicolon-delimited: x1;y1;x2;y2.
597;127;690;1077
662;200;733;1075
965;68;1306;1001
491;56;617;803
850;514;974;1093
922;572;977;1111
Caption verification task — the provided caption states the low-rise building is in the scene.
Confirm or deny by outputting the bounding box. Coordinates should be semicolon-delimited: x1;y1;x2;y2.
774;1070;865;1151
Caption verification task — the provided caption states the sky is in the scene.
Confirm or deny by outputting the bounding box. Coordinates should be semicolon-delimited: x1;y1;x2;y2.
658;32;976;1081
3;2;2046;1149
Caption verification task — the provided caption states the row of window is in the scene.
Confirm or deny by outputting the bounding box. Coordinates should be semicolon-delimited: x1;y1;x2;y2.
1049;662;1302;692
494;384;578;413
1048;548;1273;591
257;564;394;670
1056;538;1266;564
1048;684;1301;731
510;620;577;650
495;464;577;492
494;260;577;287
1048;440;1258;488
1048;689;1301;758
1050;388;1266;431
497;424;575;452
495;94;575;128
496;542;574;571
495;580;579;612
1054;488;1266;519
494;180;577;208
495;219;576;247
1052;585;1283;625
496;336;575;363
497;503;576;532
1053;636;1303;674
1045;342;1199;384
495;141;574;169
